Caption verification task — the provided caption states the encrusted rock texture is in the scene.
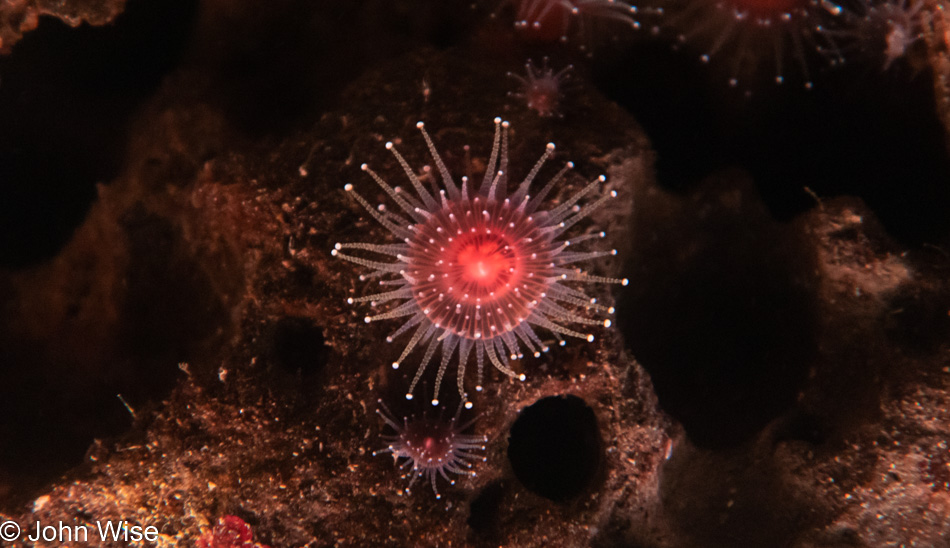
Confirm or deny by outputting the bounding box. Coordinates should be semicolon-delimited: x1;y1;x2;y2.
1;1;949;547
0;0;126;53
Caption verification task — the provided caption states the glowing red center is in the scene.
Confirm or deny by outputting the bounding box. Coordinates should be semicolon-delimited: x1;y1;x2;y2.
407;424;454;463
405;197;556;340
453;234;516;294
527;82;559;117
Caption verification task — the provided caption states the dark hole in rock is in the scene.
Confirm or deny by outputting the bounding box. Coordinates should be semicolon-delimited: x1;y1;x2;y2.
0;0;198;268
270;317;328;376
507;395;602;502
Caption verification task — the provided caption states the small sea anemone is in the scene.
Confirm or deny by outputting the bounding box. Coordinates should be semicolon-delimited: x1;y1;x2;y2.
853;0;929;71
374;399;487;498
656;0;850;89
508;58;574;118
333;118;626;406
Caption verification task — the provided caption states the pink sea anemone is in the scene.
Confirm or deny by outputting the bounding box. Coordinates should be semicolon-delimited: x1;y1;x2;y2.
374;400;487;498
333;118;626;406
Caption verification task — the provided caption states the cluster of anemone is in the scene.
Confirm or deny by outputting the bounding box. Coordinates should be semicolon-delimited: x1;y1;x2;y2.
502;0;933;90
335;118;626;496
339;0;936;502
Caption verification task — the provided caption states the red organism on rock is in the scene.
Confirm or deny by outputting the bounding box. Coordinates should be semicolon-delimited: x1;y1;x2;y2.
197;515;271;548
333;118;626;406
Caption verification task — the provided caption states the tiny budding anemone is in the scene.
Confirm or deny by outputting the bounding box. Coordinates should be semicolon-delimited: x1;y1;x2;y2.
374;399;487;498
849;0;929;70
332;118;627;407
508;58;574;118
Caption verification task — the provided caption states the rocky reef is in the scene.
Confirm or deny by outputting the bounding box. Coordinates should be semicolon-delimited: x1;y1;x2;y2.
0;0;948;546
